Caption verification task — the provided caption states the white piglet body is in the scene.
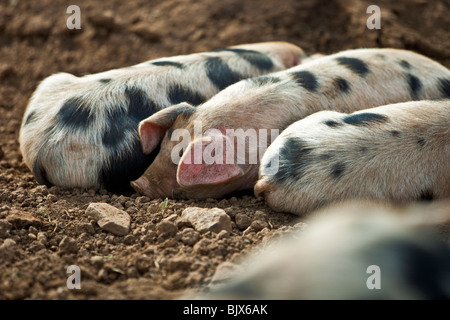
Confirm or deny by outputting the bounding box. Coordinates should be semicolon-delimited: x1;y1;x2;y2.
256;99;450;215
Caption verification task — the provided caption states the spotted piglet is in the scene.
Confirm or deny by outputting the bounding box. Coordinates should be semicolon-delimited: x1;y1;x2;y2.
19;42;305;192
132;48;450;200
198;201;450;299
255;99;450;215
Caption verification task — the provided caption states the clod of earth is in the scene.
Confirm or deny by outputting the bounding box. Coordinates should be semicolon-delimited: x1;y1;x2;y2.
181;207;232;234
86;202;131;236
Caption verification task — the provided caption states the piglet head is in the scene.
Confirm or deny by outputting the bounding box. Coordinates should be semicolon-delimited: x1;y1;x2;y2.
131;102;193;198
131;103;250;199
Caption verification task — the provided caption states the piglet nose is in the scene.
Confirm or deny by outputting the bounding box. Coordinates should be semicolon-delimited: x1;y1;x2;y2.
254;179;271;198
130;176;151;197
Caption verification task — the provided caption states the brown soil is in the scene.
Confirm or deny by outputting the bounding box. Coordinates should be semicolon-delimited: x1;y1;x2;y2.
0;0;449;299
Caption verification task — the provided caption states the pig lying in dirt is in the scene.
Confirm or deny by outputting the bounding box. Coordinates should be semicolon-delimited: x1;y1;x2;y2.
19;42;305;192
255;99;450;215
196;201;450;299
132;48;450;200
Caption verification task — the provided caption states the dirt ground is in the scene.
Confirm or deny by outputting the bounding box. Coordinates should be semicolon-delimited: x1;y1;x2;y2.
0;0;449;300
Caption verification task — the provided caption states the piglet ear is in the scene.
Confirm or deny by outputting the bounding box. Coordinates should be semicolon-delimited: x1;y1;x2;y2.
138;121;166;154
138;103;195;155
176;133;244;187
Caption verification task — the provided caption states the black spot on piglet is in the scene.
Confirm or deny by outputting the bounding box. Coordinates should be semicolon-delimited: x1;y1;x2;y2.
416;138;425;148
437;78;450;98
343;113;388;126
215;48;274;71
419;190;434;201
168;83;206;106
331;162;346;180
390;130;400;137
270;138;313;184
324;120;342;128
102;87;160;149
407;74;422;100
336;57;370;77
100;87;164;192
334;77;351;94
205;57;244;91
151;61;184;69
291;71;319;92
399;60;411;70
57;97;94;131
23;110;38;127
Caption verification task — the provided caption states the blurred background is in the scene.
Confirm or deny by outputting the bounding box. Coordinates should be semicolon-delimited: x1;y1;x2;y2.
0;0;449;120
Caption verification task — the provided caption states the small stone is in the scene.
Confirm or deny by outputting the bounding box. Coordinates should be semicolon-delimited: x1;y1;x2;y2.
254;211;267;221
175;215;192;229
91;256;104;269
2;238;16;248
180;228;201;246
97;268;108;281
59;236;78;254
208;262;241;290
37;232;47;245
76;222;95;235
141;231;157;243
123;234;136;245
31;185;49;196
0;220;12;238
126;267;139;278
48;186;61;194
242;227;254;237
235;213;252;230
167;256;192;272
217;230;230;239
192;238;213;255
136;196;150;205
0;239;15;262
6;210;42;228
250;220;268;231
86;203;131;236
29;240;45;253
160;237;178;248
181;207;232;234
156;221;178;238
124;200;134;209
163;213;178;222
29;226;38;235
